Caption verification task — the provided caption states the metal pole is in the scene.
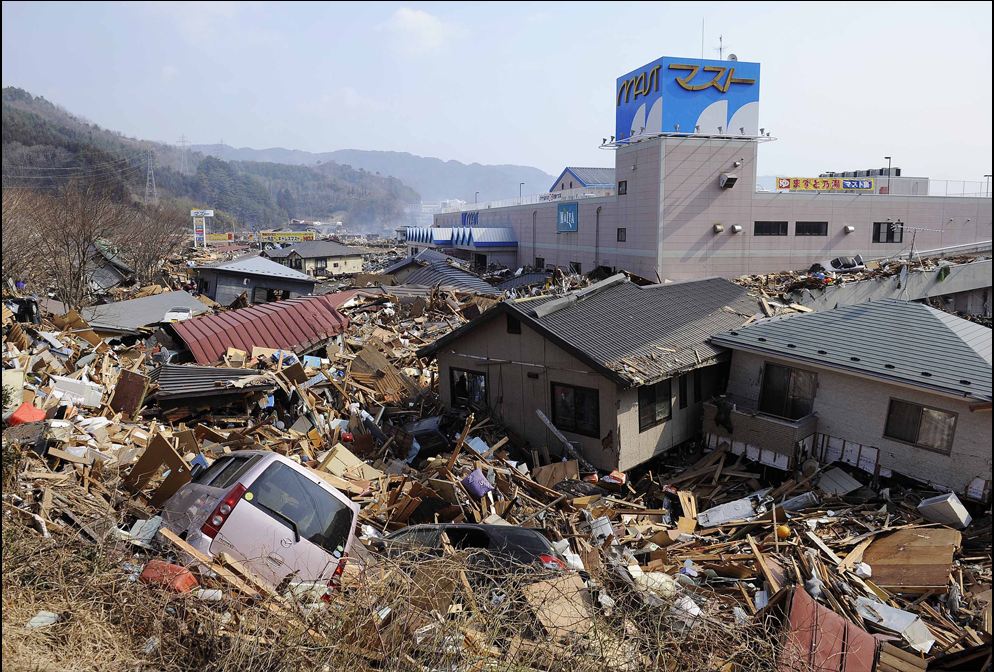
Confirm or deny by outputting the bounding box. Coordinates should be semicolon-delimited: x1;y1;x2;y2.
884;156;892;194
475;191;479;204
519;182;525;203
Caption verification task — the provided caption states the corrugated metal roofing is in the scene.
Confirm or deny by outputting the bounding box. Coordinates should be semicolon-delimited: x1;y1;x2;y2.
420;275;757;385
82;291;210;333
263;240;362;259
199;254;316;282
149;364;276;400
550;167;616;191
382;248;466;275
171;295;350;364
404;262;500;296
711;299;993;402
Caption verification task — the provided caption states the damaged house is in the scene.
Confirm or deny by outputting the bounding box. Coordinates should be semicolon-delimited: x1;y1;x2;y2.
262;240;365;277
193;255;318;305
705;298;993;501
418;274;758;471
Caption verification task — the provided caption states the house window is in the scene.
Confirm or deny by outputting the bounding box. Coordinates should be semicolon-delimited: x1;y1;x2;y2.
569;181;574;189
551;383;599;437
795;221;828;236
884;399;956;454
678;374;688;409
873;221;904;243
616;228;627;242
569;261;582;274
506;314;521;334
618;180;628;195
758;363;816;420
534;257;545;269
450;368;487;409
638;379;672;432
754;221;788;236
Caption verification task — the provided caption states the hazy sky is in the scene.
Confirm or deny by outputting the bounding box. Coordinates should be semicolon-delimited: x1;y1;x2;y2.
2;1;992;180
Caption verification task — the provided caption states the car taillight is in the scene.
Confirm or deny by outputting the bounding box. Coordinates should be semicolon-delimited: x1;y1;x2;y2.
201;483;247;539
539;553;566;571
341;432;354;443
322;553;349;602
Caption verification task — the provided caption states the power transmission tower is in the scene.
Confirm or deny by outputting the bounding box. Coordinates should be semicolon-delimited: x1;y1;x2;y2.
144;148;158;205
177;135;189;173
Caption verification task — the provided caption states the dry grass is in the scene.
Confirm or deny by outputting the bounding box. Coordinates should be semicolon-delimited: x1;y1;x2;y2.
2;510;794;672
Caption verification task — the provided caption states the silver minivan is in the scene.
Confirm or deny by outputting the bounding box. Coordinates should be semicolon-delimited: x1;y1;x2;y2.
161;451;359;588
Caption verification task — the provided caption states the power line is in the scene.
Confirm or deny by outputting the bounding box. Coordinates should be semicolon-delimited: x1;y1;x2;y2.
177;135;190;173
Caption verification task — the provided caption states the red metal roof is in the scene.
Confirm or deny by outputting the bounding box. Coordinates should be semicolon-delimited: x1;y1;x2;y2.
172;295;350;364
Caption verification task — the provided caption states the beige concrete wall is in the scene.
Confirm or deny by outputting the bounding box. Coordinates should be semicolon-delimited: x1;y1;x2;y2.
432;136;992;283
725;350;993;497
303;255;363;276
615;368;722;472
434;313;622;470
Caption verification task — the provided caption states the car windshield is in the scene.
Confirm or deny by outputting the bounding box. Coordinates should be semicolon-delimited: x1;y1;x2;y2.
488;528;555;564
246;462;354;558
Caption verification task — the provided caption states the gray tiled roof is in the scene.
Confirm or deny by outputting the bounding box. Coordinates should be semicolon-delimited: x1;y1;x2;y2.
551;167;616;191
82;291;210;333
711;299;993;402
382;248;466;275
263;240;362;259
420;275;758;385
200;254;316;282
404;261;499;295
495;271;552;291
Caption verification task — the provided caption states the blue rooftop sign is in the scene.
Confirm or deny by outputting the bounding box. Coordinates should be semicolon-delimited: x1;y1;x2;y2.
615;56;760;141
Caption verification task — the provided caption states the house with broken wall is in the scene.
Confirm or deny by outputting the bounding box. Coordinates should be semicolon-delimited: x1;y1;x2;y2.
417;274;759;471
262;240;365;277
193;255;317;305
704;298;993;501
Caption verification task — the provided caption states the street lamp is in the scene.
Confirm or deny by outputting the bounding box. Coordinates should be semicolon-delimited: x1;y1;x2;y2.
519;182;525;202
984;175;993;198
884;156;892;194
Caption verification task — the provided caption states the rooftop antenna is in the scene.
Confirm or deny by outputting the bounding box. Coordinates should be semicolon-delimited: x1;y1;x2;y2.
716;34;724;60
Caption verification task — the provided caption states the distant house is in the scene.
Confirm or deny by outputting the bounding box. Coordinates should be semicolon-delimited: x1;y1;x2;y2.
417;275;758;471
549;166;616;193
382;249;471;283
194;255;317;305
706;299;993;501
87;241;133;293
262;240;364;277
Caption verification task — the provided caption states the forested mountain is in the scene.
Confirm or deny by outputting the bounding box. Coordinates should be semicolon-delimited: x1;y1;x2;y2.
193;144;557;203
2;88;419;231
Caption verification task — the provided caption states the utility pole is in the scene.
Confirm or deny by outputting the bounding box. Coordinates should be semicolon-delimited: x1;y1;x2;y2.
144;148;158;205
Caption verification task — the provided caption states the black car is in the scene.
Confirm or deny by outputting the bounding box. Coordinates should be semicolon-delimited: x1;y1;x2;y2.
373;523;566;572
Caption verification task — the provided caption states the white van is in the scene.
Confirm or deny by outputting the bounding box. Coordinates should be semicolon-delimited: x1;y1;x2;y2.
161;451;359;588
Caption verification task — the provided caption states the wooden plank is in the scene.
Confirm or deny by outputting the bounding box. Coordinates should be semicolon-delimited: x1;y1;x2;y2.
747;534;781;593
158;528;259;598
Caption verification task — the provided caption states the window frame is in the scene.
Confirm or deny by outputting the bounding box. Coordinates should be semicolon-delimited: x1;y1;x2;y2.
506;314;521;334
883;398;957;454
873;221;904;243
616;227;627;242
617;180;628;195
450;367;487;409
569;261;582;274
550;382;600;438
534;257;545;269
638;379;672;432
758;362;816;421
754;221;789;236
795;221;828;237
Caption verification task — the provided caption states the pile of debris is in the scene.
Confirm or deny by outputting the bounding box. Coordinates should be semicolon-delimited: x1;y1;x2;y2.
2;285;992;671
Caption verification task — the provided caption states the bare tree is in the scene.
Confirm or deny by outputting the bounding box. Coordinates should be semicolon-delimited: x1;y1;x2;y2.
116;202;188;287
1;189;46;289
31;180;137;310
